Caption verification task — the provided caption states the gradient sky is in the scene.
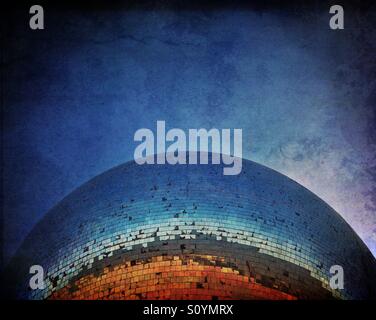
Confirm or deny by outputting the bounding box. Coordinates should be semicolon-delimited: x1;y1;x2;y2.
3;1;376;264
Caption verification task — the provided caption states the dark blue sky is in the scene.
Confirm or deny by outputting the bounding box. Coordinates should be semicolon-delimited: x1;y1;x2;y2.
3;1;376;263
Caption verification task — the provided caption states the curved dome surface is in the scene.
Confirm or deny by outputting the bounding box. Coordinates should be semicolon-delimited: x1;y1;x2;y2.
6;156;376;300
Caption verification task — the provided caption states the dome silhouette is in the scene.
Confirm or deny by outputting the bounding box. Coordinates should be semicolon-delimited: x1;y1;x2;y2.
5;154;376;299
